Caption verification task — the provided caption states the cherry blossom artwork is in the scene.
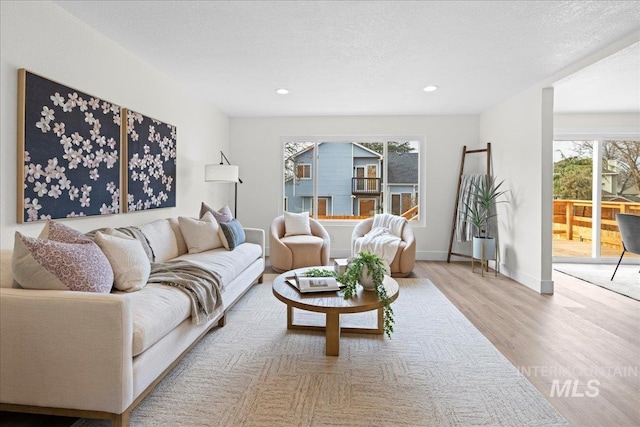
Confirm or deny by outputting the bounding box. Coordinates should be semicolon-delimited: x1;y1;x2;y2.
123;109;176;212
18;69;121;222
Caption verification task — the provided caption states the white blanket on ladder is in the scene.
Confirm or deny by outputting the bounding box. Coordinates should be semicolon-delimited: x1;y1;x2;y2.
353;214;407;267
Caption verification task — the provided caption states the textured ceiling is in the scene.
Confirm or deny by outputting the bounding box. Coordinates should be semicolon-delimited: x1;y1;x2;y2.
54;1;640;117
554;42;640;114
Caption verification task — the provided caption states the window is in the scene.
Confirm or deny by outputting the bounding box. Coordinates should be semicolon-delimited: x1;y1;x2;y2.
282;138;422;222
296;163;311;179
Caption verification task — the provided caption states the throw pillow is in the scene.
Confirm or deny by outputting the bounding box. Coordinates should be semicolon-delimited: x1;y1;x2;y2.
12;220;114;293
284;211;311;236
138;219;180;262
200;202;233;223
218;219;246;250
94;230;151;292
178;212;223;253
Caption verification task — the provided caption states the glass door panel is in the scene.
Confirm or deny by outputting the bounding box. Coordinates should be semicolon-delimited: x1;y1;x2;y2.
553;140;595;258
600;140;640;258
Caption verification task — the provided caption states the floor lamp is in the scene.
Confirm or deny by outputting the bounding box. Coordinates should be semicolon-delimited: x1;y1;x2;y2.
204;151;243;217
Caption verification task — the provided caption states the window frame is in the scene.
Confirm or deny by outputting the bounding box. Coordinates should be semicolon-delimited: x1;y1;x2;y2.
296;163;312;180
281;135;426;227
553;128;640;262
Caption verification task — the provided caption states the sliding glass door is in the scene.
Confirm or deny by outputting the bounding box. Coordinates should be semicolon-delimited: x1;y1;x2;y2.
553;139;640;260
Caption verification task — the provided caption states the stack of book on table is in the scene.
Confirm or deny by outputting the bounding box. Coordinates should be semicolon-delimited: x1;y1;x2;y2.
287;272;342;293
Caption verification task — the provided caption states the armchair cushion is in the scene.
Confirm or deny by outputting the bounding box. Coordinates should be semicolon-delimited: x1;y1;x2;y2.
284;211;311;236
270;214;330;272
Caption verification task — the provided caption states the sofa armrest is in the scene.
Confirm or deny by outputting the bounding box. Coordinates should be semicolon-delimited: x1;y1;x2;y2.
0;288;134;414
244;228;265;259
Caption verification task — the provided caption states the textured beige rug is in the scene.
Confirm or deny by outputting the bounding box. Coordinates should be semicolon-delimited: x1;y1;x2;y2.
554;263;640;300
73;276;568;426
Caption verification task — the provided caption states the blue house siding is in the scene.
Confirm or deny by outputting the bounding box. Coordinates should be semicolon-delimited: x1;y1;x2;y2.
284;142;382;216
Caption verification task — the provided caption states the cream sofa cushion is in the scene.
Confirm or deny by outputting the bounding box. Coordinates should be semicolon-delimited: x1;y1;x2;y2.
94;230;151;292
123;284;191;356
178;212;223;253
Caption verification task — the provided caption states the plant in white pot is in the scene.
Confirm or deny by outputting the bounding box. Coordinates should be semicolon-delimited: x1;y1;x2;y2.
463;176;508;261
341;252;394;338
301;253;395;338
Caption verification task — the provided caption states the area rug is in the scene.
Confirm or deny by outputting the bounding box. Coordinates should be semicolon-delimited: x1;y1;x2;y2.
72;276;568;427
554;263;640;301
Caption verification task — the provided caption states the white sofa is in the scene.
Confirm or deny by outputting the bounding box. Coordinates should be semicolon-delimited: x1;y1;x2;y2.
0;217;265;427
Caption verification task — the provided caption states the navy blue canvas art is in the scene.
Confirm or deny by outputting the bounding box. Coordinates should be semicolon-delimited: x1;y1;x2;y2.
124;110;176;212
18;70;121;222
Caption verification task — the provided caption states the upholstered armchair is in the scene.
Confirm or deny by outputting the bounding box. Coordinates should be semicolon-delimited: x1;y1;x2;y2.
269;215;331;272
351;217;416;277
611;213;640;280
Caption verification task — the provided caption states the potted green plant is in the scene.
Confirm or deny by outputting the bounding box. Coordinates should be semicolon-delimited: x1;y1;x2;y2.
302;252;395;338
463;176;508;261
340;252;394;338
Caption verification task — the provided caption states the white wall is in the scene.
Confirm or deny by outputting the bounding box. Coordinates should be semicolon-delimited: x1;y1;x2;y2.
479;32;640;294
479;87;555;293
229;115;479;260
0;1;231;249
555;113;640;133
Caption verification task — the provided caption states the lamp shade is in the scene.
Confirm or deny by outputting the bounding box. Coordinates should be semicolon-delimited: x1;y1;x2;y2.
204;164;239;182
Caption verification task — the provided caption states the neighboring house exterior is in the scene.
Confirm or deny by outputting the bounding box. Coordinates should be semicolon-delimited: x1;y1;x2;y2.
387;151;419;217
284;143;419;218
602;160;640;202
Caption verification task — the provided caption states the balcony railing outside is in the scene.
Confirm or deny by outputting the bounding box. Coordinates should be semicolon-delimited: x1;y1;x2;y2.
352;177;381;195
553;199;640;256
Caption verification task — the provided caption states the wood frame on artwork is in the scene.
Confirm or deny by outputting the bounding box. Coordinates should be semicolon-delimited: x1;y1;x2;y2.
17;69;122;223
122;108;177;212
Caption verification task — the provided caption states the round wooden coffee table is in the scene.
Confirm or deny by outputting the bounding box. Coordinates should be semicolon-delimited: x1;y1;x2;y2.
272;267;399;356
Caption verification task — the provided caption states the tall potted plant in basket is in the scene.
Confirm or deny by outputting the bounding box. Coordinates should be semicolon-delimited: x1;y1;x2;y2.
463;176;508;261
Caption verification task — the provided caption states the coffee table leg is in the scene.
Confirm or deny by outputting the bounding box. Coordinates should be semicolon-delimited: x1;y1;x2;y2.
325;312;340;356
287;305;294;329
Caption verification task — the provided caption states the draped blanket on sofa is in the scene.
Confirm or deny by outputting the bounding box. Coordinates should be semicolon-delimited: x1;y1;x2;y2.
148;260;224;325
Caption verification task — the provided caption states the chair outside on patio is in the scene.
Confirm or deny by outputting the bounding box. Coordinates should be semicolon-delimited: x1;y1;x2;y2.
611;213;640;280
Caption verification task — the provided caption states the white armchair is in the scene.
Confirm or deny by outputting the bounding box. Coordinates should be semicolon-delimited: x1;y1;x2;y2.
351;216;416;277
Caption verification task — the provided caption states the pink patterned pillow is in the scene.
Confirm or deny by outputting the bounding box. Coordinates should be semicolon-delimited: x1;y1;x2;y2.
200;202;233;223
12;220;114;293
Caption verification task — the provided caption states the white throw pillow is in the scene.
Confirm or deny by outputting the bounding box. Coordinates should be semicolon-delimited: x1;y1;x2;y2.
284;211;312;237
94;230;151;292
138;219;180;262
178;212;223;253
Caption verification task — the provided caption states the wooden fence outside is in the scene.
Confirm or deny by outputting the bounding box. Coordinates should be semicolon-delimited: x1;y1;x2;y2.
553;200;640;249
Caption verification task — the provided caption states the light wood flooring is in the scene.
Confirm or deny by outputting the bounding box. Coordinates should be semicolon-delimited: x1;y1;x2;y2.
418;261;640;427
2;260;638;426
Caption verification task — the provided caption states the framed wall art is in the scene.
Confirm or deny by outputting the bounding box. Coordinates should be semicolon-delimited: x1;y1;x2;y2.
17;69;122;222
123;109;177;212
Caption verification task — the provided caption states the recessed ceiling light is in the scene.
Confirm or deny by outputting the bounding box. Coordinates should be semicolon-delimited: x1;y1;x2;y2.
423;85;438;92
276;88;289;95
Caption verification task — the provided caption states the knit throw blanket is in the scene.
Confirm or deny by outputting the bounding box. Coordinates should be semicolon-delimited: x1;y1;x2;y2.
148;260;224;325
455;174;486;242
353;214;406;267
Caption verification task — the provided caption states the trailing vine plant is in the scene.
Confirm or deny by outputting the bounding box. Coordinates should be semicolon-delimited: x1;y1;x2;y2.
300;252;395;338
